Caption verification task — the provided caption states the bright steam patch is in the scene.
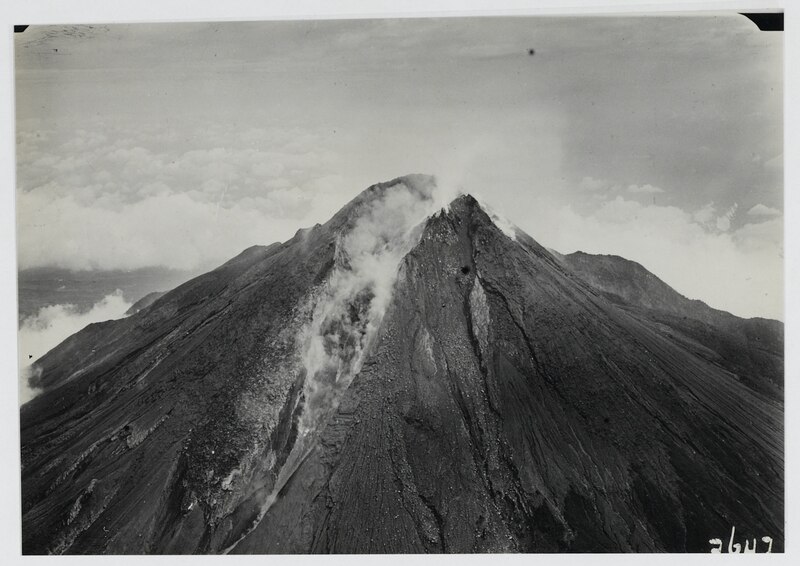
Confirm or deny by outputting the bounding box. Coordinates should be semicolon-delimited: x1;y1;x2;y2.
297;178;438;436
229;178;447;547
18;290;132;404
473;195;518;241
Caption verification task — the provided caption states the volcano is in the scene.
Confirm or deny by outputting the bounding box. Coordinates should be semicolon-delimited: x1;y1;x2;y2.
20;175;783;554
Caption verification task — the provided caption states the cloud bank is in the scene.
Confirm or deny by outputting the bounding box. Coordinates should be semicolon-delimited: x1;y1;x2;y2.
521;195;783;320
16;120;355;271
18;291;132;404
14;17;782;322
747;204;781;217
16;112;784;321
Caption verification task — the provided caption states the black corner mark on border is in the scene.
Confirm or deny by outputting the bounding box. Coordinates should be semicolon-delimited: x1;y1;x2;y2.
740;13;783;31
15;25;29;33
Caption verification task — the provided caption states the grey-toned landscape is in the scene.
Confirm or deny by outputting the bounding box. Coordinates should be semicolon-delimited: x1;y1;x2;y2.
16;15;783;554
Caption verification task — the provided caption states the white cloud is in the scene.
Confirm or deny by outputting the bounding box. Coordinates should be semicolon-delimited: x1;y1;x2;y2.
627;183;664;194
18;291;132;404
579;176;608;191
747;203;781;218
515;196;782;320
733;217;783;253
715;203;738;232
692;202;716;225
16;121;357;271
16;190;320;271
690;202;740;233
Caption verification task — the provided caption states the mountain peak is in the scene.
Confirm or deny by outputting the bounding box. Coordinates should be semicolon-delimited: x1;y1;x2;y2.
20;175;784;555
322;175;508;244
445;191;480;211
322;173;437;233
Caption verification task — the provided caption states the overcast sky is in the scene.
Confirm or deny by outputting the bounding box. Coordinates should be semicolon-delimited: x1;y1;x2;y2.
15;15;783;319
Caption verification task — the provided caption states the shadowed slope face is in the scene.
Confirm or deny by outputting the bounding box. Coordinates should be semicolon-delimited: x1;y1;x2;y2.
559;252;784;400
21;181;783;554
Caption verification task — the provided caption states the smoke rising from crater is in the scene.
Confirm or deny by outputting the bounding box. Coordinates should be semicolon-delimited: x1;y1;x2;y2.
229;178;452;548
240;174;574;541
297;177;442;436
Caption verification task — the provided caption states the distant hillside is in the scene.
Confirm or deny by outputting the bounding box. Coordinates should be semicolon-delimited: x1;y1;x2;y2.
558;251;783;398
124;291;168;315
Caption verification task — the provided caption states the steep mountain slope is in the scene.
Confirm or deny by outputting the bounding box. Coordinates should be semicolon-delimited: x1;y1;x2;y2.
558;252;783;400
20;175;437;554
20;176;783;554
125;291;167;315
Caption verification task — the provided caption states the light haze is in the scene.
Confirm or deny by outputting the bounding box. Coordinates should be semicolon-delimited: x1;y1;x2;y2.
15;16;783;319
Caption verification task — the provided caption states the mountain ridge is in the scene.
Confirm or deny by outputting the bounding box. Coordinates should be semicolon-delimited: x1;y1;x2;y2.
555;251;783;399
20;176;784;554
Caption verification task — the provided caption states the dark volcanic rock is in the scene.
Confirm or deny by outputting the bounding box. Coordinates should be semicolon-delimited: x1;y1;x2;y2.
559;252;784;400
20;179;783;554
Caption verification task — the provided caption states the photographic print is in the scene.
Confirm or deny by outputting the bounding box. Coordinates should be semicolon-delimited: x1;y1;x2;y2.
15;10;784;555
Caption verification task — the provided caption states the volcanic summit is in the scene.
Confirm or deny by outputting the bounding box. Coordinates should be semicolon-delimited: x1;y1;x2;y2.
20;175;783;554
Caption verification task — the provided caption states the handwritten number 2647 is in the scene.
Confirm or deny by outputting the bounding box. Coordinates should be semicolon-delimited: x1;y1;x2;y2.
709;526;773;553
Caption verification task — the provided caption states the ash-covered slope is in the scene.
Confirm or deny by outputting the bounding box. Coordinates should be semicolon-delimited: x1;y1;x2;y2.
558;252;783;400
125;291;168;316
20;176;783;554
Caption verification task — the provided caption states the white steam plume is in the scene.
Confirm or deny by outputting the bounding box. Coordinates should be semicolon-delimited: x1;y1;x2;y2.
227;177;450;552
18;290;132;405
473;194;518;241
295;180;440;436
